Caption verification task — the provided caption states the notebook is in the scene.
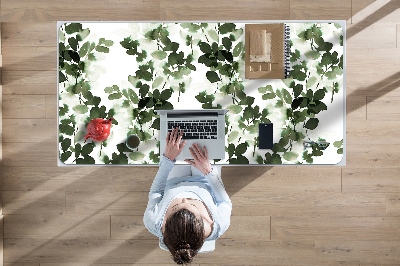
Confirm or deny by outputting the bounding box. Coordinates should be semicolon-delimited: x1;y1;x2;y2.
156;109;228;160
245;23;290;79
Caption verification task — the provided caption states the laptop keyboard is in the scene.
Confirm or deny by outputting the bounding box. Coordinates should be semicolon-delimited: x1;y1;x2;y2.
168;120;218;139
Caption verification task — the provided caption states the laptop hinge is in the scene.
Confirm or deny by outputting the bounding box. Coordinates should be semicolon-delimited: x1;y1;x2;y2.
167;112;219;118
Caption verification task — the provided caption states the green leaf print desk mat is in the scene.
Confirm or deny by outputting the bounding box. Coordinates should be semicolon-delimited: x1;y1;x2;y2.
58;22;345;165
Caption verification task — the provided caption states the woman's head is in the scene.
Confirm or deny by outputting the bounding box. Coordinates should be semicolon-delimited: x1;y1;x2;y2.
163;208;206;264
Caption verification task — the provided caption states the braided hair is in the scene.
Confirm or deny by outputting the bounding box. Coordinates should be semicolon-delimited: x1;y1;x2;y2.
163;208;206;264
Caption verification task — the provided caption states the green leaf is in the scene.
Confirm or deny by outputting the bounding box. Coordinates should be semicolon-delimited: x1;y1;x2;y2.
227;105;242;114
333;140;343;148
290;49;301;62
81;143;94;155
129;152;146;161
283;151;299;161
151;118;160;130
68;37;78;51
305;50;320;60
60;151;72;162
313;89;326;101
79;41;90;57
76;155;95;164
108;92;122;100
78;28;90;41
262;93;275;100
151;50;167;60
265;153;282;164
206;71;220;83
99;38;114;47
73;105;89;114
233;42;243;57
219;23;236;34
222;37;232;50
198;42;212;54
65;23;83;34
75;143;82;158
304;118;319;130
61;138;71;152
337;148;343;154
306;76;318;89
95;45;109;53
152;76;164;89
228;131;239;142
229;155;249;164
235;142;248;155
282;89;292;104
160;89;172;100
293;84;303;98
207;29;219;42
59;71;67;83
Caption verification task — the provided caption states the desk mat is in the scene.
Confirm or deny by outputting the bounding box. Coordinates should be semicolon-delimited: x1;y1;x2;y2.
58;22;345;165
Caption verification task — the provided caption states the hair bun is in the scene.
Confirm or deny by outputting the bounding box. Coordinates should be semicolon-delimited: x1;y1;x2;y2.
179;242;191;250
174;247;193;264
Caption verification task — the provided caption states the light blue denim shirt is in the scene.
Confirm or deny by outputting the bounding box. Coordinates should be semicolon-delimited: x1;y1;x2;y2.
144;155;232;241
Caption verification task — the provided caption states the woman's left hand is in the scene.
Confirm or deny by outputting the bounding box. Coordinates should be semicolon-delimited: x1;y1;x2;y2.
164;127;186;161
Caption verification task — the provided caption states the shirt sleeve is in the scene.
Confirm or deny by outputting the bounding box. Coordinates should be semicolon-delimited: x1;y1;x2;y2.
205;167;232;237
143;155;175;237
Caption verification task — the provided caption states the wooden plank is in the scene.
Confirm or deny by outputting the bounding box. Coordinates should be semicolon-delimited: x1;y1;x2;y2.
2;191;65;215
347;96;366;120
222;216;270;241
2;142;57;167
1;70;56;95
347;23;396;49
45;95;57;119
343;168;400;193
160;0;290;20
2;119;56;143
2;95;46;118
316;240;400;264
290;0;351;20
231;192;386;217
111;216;154;240
346;143;400;168
0;0;160;22
2;48;56;71
4;263;39;266
1;23;56;46
367;96;400;120
66;191;148;216
351;0;400;25
4;214;110;240
3;238;315;264
2;166;156;192
3;239;164;264
272;216;400;241
346;48;400;97
223;166;341;194
41;264;196;266
386;194;400;216
346;120;400;145
351;0;376;24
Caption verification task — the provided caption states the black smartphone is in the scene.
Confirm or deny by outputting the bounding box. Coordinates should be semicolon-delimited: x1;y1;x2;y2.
258;123;273;149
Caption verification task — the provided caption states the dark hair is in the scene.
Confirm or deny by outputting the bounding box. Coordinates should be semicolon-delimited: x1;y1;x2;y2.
163;208;206;264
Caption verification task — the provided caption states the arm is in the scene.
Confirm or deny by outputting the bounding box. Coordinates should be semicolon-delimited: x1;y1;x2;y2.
143;128;186;236
185;144;232;237
143;155;175;236
205;167;232;237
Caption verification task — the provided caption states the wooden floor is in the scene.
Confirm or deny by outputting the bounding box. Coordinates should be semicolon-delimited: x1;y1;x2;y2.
1;0;400;265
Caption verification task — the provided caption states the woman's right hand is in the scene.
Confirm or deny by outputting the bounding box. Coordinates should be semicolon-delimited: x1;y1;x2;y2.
184;143;212;175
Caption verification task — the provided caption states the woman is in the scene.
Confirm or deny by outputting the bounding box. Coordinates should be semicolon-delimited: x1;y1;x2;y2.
144;127;232;264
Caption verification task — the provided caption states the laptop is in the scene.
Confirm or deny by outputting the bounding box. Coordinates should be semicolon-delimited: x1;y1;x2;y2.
156;109;228;160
